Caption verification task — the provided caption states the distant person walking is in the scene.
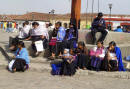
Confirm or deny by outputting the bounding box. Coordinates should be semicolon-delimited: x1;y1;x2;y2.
91;12;108;44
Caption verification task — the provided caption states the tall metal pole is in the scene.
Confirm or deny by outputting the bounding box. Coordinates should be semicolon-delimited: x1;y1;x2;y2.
91;0;94;22
98;0;100;13
86;0;89;26
109;4;112;30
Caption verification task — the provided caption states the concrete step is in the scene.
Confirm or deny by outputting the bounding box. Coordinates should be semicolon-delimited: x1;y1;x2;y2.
78;30;130;45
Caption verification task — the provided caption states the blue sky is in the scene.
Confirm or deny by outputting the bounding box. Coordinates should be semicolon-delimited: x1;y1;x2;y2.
0;0;130;15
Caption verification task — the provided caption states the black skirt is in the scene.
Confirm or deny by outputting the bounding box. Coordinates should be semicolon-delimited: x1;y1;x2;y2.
109;60;118;71
101;58;118;71
77;54;89;69
60;60;76;76
56;42;64;55
12;58;26;72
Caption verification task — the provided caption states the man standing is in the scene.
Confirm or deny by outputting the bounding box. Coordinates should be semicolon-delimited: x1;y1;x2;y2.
91;12;108;44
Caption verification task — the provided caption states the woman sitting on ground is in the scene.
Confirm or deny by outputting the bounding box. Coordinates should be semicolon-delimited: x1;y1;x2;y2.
103;41;125;71
8;41;30;72
90;41;105;71
60;49;76;76
76;41;89;70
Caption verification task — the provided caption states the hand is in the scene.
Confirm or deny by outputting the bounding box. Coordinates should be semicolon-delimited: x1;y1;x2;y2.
12;56;16;59
40;35;45;39
25;39;29;41
99;24;102;26
25;36;31;41
67;60;71;64
77;53;80;55
96;55;99;58
108;47;112;51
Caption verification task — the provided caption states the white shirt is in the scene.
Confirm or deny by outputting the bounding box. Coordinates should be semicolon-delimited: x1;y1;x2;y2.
109;53;117;60
18;25;31;38
39;25;49;40
30;27;44;36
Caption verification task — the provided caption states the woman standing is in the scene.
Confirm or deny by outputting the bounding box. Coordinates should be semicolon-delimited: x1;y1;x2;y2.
49;25;58;60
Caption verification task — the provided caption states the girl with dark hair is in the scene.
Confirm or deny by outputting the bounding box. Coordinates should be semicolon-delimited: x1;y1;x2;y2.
48;24;58;60
76;41;89;70
8;41;30;72
90;41;105;71
64;23;78;49
102;41;125;71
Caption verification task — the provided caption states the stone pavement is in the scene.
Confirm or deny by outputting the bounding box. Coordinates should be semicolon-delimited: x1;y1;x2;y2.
0;68;130;89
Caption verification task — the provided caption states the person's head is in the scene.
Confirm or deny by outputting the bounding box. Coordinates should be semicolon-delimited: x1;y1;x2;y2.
69;23;74;28
32;22;39;29
64;49;69;54
56;22;62;29
49;23;52;26
46;23;49;28
97;12;103;19
109;41;116;51
97;41;104;48
64;23;68;29
117;26;121;29
23;23;26;27
78;41;85;49
18;41;25;49
24;21;29;25
70;48;75;55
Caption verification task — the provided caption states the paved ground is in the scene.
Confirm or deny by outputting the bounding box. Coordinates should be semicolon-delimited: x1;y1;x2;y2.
0;68;130;89
0;30;130;89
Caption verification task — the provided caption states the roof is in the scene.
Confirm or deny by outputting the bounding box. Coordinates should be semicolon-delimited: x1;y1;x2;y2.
14;12;51;22
104;18;130;21
0;12;130;22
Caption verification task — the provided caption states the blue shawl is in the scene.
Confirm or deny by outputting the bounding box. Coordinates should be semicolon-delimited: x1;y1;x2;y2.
115;47;125;71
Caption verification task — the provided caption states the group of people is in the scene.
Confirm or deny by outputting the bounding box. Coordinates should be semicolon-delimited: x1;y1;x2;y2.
114;26;130;33
8;21;49;72
52;40;125;76
8;13;125;76
0;22;17;32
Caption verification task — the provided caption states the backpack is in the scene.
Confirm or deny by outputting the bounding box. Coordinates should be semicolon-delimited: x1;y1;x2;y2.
51;63;61;75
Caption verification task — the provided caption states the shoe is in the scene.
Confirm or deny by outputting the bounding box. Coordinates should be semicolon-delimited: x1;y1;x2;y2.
34;52;40;57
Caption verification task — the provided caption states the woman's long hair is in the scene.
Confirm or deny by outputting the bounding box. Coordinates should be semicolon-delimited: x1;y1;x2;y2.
109;41;116;47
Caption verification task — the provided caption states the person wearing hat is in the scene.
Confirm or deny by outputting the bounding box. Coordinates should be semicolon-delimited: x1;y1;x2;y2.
91;12;108;44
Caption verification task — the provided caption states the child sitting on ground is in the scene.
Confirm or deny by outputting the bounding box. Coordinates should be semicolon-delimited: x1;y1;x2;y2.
62;49;73;64
60;49;76;76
